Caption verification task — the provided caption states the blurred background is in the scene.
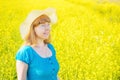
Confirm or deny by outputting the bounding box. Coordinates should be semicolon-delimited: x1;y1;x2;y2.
0;0;120;80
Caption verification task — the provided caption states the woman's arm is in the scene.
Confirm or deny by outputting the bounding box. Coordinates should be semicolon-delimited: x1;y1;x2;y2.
16;60;28;80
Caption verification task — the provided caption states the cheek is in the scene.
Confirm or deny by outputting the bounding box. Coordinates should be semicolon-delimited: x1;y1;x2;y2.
34;27;44;35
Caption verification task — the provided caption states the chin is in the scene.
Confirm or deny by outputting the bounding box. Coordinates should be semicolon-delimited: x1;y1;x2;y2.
43;37;49;40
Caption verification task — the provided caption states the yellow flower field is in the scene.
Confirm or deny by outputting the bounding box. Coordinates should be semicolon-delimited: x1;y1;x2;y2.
0;0;120;80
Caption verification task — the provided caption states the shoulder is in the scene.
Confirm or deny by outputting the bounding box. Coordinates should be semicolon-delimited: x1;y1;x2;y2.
15;45;32;64
47;43;56;55
47;43;55;50
16;45;32;54
18;45;31;51
47;43;54;47
16;45;32;59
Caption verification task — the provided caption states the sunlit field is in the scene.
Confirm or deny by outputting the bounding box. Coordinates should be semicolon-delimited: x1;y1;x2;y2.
0;0;120;80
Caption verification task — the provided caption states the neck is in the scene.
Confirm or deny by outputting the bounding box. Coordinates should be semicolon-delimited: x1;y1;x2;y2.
33;38;46;47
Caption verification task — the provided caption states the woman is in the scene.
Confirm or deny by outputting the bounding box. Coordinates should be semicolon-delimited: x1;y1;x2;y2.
15;8;60;80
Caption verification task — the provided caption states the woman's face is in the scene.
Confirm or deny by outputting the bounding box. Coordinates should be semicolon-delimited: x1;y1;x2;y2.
34;22;51;40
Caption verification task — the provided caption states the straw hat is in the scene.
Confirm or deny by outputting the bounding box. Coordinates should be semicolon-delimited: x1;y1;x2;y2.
20;8;57;40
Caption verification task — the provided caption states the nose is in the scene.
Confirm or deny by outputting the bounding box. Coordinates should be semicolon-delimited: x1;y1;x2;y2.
45;24;51;29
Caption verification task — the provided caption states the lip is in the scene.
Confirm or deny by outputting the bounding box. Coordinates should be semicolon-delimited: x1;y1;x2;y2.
43;32;49;35
44;31;49;33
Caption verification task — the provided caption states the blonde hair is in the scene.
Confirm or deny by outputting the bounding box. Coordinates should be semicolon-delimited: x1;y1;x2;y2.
22;14;51;46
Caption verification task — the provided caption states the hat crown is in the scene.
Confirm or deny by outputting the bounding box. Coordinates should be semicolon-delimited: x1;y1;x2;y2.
25;10;42;24
25;8;57;24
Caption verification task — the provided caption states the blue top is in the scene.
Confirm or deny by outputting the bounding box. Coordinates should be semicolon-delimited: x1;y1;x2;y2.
15;43;60;80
